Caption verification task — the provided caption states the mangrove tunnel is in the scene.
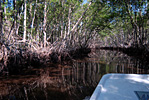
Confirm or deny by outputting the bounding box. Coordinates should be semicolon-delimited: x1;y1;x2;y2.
0;0;148;100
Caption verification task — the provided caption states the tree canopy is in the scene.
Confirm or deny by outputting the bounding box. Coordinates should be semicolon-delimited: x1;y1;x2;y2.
0;0;148;49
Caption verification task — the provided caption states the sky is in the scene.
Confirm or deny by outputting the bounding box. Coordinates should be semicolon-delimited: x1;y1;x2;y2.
82;0;88;5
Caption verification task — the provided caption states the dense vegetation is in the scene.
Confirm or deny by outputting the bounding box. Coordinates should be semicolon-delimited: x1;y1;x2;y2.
0;0;148;75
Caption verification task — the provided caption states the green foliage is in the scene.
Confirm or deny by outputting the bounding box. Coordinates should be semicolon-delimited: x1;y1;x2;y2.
1;0;148;47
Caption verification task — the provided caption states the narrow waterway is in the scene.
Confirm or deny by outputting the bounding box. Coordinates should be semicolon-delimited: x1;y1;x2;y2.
0;50;148;100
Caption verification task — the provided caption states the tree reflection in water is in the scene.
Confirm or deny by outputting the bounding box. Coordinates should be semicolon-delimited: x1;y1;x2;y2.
0;50;148;100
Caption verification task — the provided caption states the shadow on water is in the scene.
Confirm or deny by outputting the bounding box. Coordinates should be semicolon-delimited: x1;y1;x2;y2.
0;50;148;100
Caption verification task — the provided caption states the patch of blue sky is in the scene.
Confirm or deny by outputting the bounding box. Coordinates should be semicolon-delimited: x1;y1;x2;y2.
82;0;88;5
3;0;13;9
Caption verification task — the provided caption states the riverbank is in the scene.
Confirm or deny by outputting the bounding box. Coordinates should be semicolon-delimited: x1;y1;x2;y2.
0;45;91;75
1;44;148;76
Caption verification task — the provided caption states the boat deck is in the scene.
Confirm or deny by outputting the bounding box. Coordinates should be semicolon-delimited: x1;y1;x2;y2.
90;74;149;100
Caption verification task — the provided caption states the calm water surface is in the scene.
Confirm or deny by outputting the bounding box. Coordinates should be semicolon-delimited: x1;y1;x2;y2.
0;50;148;100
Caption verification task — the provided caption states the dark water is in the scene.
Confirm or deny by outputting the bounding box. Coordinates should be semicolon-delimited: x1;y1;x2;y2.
0;50;148;100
